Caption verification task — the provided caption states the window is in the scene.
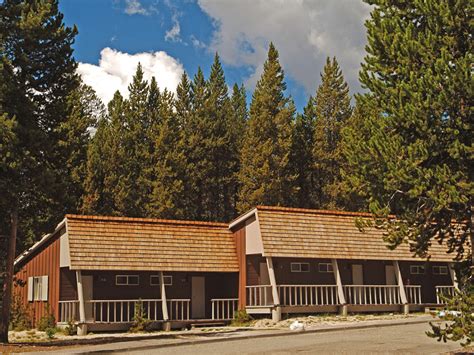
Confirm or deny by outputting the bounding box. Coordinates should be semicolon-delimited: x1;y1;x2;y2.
318;263;334;273
27;276;48;301
115;275;139;286
432;266;448;275
410;265;425;275
290;262;310;273
150;275;173;286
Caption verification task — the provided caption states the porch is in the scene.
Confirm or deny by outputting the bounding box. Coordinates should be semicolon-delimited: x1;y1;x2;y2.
245;284;456;315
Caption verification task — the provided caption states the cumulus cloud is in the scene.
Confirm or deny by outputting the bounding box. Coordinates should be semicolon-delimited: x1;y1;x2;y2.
198;0;372;95
77;48;185;105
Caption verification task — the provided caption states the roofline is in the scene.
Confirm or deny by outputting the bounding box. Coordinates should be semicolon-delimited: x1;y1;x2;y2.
255;205;381;218
65;214;229;228
14;217;67;266
228;208;258;229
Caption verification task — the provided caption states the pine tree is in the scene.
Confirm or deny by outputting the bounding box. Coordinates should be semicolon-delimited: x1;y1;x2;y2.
344;0;473;344
290;98;316;208
312;57;352;209
238;43;296;212
0;0;80;342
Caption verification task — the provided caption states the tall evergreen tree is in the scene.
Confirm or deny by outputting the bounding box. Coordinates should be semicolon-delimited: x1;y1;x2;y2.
312;57;352;209
0;0;79;342
238;43;296;212
290;98;316;208
344;0;473;344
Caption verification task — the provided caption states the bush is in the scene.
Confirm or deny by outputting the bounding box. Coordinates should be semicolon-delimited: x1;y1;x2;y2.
45;327;57;339
231;309;253;327
129;300;151;332
63;319;77;336
37;304;56;331
10;294;32;331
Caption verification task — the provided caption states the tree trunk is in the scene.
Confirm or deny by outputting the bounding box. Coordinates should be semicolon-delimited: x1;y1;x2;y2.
0;208;18;344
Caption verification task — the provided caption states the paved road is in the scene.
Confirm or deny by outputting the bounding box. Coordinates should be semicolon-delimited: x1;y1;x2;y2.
116;322;461;355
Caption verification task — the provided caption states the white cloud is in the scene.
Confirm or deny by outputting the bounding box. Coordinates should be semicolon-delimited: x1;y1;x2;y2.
165;16;181;42
77;48;185;105
190;35;206;49
124;0;149;15
198;0;372;95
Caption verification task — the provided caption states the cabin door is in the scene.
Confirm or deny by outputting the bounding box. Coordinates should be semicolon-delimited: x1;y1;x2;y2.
82;275;93;321
385;265;397;285
259;262;272;305
351;264;364;285
191;276;205;319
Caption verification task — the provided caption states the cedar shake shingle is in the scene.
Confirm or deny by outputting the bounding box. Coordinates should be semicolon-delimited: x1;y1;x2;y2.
66;215;238;272
255;206;457;262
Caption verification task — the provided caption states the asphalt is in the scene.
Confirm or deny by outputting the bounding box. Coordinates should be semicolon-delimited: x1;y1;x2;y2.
24;315;464;355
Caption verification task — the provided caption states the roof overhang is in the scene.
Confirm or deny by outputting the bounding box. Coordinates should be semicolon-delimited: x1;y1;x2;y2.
14;217;67;266
228;208;257;230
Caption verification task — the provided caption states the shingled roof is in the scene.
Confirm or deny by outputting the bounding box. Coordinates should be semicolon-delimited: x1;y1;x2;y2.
231;206;456;262
65;214;239;272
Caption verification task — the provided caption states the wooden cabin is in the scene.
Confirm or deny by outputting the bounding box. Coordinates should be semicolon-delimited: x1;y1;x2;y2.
14;206;458;334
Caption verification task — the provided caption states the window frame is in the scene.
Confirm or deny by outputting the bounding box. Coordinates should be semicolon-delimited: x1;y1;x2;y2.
432;265;448;275
150;275;173;286
290;262;310;273
318;263;334;273
115;275;140;286
410;265;425;275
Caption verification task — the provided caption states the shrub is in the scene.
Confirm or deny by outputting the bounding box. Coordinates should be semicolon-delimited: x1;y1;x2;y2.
231;309;253;327
10;294;32;331
45;327;57;339
63;319;77;336
37;304;56;331
129;300;151;332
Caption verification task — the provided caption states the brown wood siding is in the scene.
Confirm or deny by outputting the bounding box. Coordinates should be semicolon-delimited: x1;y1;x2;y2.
233;227;246;309
246;255;265;285
59;268;78;301
14;232;62;327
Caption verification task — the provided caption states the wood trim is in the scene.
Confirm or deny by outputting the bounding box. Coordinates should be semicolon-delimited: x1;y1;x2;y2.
233;228;246;310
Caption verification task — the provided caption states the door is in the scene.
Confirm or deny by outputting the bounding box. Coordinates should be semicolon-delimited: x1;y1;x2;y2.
385;265;397;285
259;262;272;305
82;275;93;321
191;276;205;319
351;264;364;304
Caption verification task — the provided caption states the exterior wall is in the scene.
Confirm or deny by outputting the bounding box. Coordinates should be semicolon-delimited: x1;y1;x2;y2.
233;227;246;309
399;261;452;303
245;215;263;254
59;268;77;301
246;255;266;285
81;270;238;319
14;230;63;326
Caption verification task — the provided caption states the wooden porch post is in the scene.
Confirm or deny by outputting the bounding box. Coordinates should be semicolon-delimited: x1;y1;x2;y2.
393;261;409;314
76;270;87;335
448;263;459;290
331;259;347;316
159;271;170;330
266;256;281;321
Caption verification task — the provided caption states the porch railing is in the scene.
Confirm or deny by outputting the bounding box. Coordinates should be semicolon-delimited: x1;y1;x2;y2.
344;285;401;305
436;286;456;304
404;285;422;304
246;285;273;307
278;285;339;306
59;299;191;323
211;298;238;320
59;300;79;323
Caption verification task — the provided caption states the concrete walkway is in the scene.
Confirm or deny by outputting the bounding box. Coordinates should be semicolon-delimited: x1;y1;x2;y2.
25;315;462;354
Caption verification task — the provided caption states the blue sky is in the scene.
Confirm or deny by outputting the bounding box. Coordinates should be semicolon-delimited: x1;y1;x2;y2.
59;0;371;111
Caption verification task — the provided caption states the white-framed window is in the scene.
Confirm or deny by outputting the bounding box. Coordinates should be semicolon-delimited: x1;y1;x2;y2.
432;266;448;275
27;276;48;302
290;262;310;273
150;275;173;286
115;275;139;286
318;263;334;273
410;265;425;275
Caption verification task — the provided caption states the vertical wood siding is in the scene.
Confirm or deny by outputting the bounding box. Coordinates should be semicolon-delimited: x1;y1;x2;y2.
233;227;246;309
14;233;62;327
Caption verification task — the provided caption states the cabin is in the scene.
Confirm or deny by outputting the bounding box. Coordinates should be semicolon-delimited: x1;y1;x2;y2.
13;206;458;334
229;206;457;320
